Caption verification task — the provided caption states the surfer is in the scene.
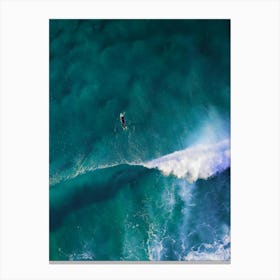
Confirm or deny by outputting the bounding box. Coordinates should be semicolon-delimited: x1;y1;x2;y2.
120;112;127;130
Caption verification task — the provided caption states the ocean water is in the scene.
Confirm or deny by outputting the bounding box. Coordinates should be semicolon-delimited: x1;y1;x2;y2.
49;19;230;261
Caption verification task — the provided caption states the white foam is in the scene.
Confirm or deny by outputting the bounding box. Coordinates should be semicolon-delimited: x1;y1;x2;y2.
144;139;230;183
68;251;95;261
147;223;165;261
184;233;231;261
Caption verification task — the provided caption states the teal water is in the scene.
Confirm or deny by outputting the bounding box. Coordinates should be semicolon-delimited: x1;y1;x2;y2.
49;19;230;261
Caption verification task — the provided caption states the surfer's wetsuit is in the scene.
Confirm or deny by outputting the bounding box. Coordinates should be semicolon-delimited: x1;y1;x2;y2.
121;116;126;128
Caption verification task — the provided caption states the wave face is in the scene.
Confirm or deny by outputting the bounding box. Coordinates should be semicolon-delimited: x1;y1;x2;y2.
50;161;230;261
49;19;230;261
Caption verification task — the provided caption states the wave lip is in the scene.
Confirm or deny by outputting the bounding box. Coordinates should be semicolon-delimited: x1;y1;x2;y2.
144;139;230;183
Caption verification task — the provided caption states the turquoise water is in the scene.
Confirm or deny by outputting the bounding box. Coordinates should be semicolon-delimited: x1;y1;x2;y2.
49;19;230;261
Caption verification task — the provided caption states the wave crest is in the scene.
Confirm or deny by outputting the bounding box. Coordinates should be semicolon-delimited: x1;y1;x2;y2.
144;139;230;183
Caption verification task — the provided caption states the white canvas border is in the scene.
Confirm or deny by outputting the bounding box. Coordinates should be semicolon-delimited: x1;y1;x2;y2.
0;0;279;279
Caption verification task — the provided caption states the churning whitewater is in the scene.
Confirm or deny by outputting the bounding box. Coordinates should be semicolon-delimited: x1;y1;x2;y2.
144;139;230;183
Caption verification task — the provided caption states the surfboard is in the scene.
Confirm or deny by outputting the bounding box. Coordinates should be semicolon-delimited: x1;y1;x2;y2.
120;112;128;130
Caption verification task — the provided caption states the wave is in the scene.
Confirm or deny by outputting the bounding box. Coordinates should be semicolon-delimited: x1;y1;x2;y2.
50;139;230;187
49;161;120;186
50;148;230;259
143;139;230;183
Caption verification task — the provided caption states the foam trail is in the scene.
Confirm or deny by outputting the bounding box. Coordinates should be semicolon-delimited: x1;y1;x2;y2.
144;139;230;183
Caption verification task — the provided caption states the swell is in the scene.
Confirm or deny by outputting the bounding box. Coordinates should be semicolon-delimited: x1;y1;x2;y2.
50;164;230;260
50;164;157;231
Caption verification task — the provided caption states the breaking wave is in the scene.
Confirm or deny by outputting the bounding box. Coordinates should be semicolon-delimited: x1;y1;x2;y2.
144;139;230;183
51;139;230;187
